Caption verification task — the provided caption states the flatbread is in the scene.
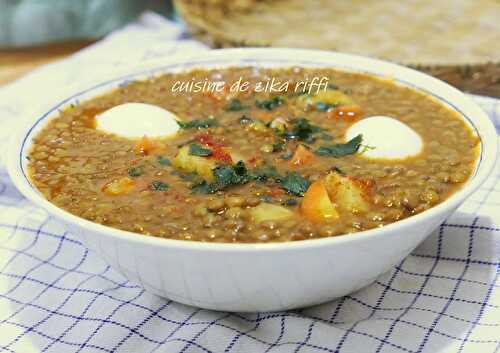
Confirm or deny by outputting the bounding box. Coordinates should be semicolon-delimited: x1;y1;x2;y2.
175;0;500;66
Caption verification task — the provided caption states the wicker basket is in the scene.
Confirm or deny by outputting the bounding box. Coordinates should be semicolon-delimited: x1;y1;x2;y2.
175;0;500;97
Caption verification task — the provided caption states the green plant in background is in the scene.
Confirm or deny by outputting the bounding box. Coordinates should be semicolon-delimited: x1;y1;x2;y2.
0;0;173;47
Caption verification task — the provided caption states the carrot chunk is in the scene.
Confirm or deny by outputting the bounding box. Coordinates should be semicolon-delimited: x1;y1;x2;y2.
301;180;339;222
288;145;315;167
133;136;164;155
103;177;136;196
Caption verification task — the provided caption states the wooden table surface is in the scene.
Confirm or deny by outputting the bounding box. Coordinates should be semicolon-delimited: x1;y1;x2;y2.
2;40;500;98
0;40;94;86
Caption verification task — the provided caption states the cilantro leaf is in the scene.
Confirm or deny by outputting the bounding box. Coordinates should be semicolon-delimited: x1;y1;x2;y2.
282;118;322;143
280;172;310;196
227;99;245;111
190;180;211;194
150;181;169;191
212;161;249;188
232;160;248;177
251;165;282;182
272;141;285;152
188;143;213;157
314;134;363;157
178;117;218;129
255;96;284;111
157;156;171;166
127;166;144;177
191;161;251;193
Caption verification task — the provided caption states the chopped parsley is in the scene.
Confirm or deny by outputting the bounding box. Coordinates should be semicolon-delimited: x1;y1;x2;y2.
190;181;211;194
213;161;250;187
150;181;169;191
188;143;213;157
178;172;200;182
233;160;249;176
190;161;291;194
189;160;310;197
255;96;284;111
359;144;376;154
282;118;322;143
314;134;363;157
127;166;144;177
157;156;171;166
191;161;251;193
227;99;245;111
280;172;310;196
272;141;285;152
251;165;282;182
177;116;218;129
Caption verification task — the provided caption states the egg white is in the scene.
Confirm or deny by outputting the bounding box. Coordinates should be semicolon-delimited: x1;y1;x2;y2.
96;103;180;138
346;116;423;160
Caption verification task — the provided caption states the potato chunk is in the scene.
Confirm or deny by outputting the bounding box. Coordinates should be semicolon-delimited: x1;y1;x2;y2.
250;203;294;223
172;145;216;182
248;120;269;133
324;172;372;214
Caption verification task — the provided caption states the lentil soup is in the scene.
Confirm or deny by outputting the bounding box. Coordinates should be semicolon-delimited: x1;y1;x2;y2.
27;67;479;243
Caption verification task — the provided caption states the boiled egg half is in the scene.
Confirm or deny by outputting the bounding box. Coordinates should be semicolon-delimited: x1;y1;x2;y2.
96;103;180;138
346;116;423;160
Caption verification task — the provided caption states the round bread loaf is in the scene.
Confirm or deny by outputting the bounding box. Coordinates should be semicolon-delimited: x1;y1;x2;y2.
175;0;500;65
174;0;500;96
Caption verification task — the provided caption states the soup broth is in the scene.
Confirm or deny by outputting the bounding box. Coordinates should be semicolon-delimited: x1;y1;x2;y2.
27;67;479;243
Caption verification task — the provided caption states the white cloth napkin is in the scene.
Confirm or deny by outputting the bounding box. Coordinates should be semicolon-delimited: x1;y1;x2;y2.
1;12;499;353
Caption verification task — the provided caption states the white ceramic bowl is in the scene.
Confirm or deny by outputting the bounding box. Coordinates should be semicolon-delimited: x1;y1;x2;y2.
7;49;498;312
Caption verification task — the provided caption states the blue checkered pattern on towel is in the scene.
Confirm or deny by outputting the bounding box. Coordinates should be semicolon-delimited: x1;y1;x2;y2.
0;12;499;353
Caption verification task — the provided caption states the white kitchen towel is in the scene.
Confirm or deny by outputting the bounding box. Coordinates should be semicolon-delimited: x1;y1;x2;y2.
0;12;499;353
